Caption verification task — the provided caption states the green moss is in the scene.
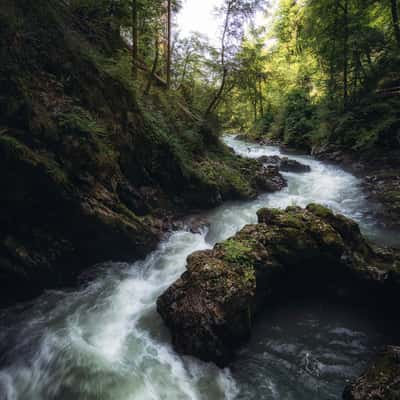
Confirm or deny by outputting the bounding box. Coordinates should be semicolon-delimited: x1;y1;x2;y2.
195;159;254;199
58;106;108;138
242;266;256;283
0;135;69;187
0;135;39;165
44;158;70;187
277;213;306;229
257;208;281;224
220;239;254;267
306;203;334;219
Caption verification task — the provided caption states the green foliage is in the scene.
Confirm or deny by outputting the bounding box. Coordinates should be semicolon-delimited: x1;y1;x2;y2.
328;95;400;151
0;135;69;187
58;106;108;137
69;0;129;22
254;109;274;135
225;0;400;154
282;89;316;150
268;89;316;150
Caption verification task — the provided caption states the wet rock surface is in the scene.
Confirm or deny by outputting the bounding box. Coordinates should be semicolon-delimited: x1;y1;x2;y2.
157;204;400;367
258;155;311;173
343;346;400;400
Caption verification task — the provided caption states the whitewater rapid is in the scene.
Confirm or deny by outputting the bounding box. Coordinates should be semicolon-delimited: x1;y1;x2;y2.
0;136;397;400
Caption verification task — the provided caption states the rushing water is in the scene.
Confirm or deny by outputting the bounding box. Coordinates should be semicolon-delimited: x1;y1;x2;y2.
0;136;398;400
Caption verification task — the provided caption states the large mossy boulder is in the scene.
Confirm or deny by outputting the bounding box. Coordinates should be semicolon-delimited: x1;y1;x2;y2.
157;204;400;367
343;346;400;400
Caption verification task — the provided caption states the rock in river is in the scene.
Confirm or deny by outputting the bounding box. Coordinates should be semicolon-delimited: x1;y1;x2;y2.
258;155;311;173
343;346;400;400
157;204;400;367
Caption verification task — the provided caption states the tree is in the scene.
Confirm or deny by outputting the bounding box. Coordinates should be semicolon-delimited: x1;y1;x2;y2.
166;0;172;87
391;0;400;47
204;0;264;116
145;35;160;94
233;29;268;123
343;0;349;107
132;0;139;78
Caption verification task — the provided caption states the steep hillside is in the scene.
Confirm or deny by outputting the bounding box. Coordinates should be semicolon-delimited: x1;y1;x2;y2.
0;0;284;304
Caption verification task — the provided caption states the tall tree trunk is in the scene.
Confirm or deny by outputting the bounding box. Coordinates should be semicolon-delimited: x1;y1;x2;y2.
205;68;228;116
132;0;139;78
145;37;160;95
253;83;258;123
166;0;172;88
107;0;120;44
178;51;192;90
353;51;362;100
258;77;264;117
391;0;400;47
329;0;341;98
204;1;232;117
343;0;349;109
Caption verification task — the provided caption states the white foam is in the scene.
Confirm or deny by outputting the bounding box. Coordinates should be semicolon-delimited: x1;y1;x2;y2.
0;135;397;400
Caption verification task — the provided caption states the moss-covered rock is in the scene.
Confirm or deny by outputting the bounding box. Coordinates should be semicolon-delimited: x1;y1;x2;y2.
343;346;400;400
157;205;400;367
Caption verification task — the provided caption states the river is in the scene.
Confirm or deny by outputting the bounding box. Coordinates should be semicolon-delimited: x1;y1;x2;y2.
0;136;398;400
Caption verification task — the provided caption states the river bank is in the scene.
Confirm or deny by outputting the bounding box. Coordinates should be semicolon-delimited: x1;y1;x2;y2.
238;134;400;230
310;144;400;231
0;135;399;399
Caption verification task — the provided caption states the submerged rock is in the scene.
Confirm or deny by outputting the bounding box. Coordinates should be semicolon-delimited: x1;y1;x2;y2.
343;346;400;400
280;157;311;173
157;204;400;367
258;155;311;173
257;155;281;165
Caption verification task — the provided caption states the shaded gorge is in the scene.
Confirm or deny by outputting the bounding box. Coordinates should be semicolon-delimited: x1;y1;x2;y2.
0;136;398;400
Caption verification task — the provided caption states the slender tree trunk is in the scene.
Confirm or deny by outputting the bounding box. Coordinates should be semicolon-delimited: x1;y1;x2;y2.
204;1;232;116
329;0;340;98
132;0;139;78
205;68;228;115
166;0;172;88
252;83;258;123
107;0;121;44
353;51;362;100
145;36;160;95
178;51;191;89
343;0;349;109
391;0;400;47
258;77;264;117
